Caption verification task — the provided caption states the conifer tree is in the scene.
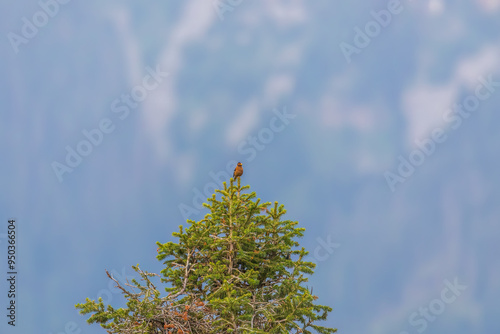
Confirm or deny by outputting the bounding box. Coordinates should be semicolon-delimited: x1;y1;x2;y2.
76;179;337;333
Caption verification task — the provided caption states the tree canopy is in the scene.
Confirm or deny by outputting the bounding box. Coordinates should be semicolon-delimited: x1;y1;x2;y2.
76;179;337;333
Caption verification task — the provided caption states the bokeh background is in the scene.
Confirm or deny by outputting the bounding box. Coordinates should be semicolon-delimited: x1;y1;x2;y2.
1;0;500;333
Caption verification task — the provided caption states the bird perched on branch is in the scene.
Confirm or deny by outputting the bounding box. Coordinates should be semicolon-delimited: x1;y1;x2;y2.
233;162;243;179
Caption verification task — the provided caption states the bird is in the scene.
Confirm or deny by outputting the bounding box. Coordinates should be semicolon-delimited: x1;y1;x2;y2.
233;162;243;179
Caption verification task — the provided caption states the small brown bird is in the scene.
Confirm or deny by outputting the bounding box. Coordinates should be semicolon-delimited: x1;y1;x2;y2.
233;162;243;179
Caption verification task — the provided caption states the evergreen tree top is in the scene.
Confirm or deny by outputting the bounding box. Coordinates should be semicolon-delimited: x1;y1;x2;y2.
76;179;337;333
